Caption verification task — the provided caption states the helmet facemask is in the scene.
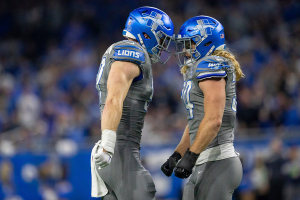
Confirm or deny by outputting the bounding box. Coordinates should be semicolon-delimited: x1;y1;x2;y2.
149;30;173;64
175;35;201;68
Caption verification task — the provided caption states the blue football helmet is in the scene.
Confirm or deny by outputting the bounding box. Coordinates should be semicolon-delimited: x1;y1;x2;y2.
175;16;225;68
123;6;174;64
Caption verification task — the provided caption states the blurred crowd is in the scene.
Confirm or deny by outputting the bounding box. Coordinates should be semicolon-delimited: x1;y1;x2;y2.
235;139;300;200
0;154;73;200
0;0;300;199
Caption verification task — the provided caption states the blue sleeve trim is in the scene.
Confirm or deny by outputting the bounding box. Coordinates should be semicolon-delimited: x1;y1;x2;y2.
113;58;142;65
197;72;227;80
132;71;143;82
196;65;229;72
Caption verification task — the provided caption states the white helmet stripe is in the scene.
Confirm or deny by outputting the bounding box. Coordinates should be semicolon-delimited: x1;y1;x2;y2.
137;34;146;49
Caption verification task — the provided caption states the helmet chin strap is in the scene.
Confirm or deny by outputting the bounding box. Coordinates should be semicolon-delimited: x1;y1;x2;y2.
205;45;215;56
149;54;159;63
187;59;194;66
123;30;136;40
137;34;147;49
182;58;194;68
138;33;159;64
123;30;148;49
216;44;226;50
151;29;160;45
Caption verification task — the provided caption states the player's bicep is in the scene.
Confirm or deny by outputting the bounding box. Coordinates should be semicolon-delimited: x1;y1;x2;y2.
199;78;226;120
106;61;140;102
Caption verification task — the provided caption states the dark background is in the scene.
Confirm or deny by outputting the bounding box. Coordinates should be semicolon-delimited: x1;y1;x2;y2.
0;0;300;200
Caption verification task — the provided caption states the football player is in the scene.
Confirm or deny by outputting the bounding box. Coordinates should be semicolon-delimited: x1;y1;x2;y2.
161;16;244;200
92;6;174;200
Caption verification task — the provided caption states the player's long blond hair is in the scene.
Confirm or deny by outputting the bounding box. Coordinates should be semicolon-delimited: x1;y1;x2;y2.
181;49;245;81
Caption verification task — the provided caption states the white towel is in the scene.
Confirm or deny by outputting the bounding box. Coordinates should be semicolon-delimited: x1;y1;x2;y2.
91;140;108;197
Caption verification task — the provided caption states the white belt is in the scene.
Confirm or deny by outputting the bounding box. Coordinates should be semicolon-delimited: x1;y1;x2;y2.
196;143;239;165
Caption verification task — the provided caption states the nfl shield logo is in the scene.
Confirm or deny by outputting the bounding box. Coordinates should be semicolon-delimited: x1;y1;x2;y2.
128;20;132;25
220;34;224;38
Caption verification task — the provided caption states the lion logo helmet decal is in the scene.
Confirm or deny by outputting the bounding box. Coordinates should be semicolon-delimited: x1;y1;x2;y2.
193;19;216;37
142;11;167;31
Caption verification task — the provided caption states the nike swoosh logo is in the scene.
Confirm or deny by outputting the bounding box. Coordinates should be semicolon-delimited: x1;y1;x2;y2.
198;171;202;174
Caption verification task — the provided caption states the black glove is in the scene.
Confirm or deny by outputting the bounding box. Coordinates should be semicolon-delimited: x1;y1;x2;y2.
174;149;199;179
161;151;182;177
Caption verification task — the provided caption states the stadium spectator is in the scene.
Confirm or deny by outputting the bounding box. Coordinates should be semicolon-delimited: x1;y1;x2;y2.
265;139;286;200
251;156;269;200
282;146;300;200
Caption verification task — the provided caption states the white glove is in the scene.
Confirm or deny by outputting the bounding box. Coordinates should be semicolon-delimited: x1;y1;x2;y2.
93;129;116;169
93;142;112;169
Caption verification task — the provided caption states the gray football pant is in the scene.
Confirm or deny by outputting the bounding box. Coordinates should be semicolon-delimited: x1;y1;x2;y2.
97;141;156;200
183;157;242;200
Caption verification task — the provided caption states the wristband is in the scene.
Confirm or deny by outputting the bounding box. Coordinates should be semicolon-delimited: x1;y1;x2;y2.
171;151;182;162
101;129;116;155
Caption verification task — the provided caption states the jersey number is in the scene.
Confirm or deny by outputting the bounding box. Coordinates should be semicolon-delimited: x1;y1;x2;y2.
181;80;194;119
144;77;153;112
96;57;106;104
231;97;237;112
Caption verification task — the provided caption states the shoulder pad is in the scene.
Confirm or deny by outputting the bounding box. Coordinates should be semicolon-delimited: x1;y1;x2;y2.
196;56;229;81
112;42;145;65
104;44;114;55
196;56;228;71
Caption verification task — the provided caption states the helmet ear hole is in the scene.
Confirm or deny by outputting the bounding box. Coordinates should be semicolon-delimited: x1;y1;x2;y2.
143;32;151;39
204;41;212;46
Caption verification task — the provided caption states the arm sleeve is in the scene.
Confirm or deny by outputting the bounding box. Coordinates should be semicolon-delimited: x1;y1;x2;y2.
195;59;228;81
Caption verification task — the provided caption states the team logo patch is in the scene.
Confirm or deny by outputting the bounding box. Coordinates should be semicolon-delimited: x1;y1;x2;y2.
220;34;224;38
208;62;221;69
116;49;140;58
193;19;216;36
142;11;167;30
113;49;145;63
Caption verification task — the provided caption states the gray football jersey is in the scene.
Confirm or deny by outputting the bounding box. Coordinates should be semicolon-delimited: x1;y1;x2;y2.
96;40;153;145
181;55;237;149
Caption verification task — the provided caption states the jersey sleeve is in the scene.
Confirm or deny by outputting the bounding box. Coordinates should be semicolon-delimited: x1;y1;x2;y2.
195;57;229;81
112;43;145;66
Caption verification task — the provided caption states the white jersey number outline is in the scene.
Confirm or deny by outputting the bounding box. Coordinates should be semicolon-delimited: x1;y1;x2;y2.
96;57;106;104
231;96;237;112
144;77;153;112
181;80;194;119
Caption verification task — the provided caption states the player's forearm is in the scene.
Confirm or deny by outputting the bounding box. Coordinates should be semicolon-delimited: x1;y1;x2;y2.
189;117;221;154
101;97;123;132
175;125;190;157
